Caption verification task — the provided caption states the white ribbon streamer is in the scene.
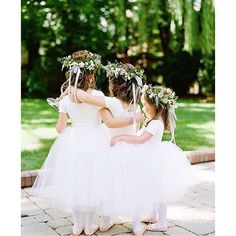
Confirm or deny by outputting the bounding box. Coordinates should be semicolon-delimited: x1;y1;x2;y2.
169;105;177;143
131;76;143;132
73;66;81;102
132;83;137;131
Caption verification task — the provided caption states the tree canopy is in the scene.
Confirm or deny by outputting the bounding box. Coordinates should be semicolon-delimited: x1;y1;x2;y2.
22;0;215;97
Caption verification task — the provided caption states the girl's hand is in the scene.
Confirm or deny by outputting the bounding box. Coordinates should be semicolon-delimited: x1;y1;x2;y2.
135;113;145;123
110;136;123;147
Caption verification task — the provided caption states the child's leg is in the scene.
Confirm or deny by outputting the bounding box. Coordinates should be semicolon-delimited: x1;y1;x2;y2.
157;204;167;228
84;209;99;235
72;208;84;235
132;217;146;236
146;204;167;231
142;203;158;223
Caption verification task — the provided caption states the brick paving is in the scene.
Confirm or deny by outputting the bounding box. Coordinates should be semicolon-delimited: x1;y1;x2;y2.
21;162;215;236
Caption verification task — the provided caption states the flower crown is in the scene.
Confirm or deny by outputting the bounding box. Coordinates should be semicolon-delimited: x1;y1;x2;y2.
60;52;103;73
142;84;178;109
103;62;145;88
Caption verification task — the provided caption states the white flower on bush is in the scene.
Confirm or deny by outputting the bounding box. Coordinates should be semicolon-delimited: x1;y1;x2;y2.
78;62;85;68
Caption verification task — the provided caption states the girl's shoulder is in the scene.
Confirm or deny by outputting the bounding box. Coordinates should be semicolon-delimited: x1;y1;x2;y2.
58;96;69;113
88;89;104;97
104;96;119;107
145;119;164;136
149;119;164;126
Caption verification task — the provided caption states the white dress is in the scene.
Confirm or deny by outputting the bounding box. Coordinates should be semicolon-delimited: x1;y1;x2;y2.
32;89;110;213
102;97;195;220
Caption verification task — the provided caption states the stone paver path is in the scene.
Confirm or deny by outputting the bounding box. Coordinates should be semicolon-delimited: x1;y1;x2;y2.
21;162;215;236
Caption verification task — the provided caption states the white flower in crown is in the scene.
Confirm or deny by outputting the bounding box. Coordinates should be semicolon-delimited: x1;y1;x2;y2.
120;68;126;76
142;84;148;92
114;68;120;77
158;92;163;98
149;92;155;98
166;88;172;94
90;60;95;66
162;98;168;104
170;92;175;98
94;58;101;65
125;74;131;80
78;62;85;68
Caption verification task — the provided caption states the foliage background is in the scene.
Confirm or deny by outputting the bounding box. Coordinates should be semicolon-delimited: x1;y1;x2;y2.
22;0;215;98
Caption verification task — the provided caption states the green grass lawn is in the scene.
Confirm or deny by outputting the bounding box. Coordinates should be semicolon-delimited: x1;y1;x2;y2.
21;98;215;171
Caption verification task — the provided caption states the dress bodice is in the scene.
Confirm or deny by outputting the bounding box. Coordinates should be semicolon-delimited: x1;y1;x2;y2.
58;89;104;126
104;97;140;137
144;119;164;144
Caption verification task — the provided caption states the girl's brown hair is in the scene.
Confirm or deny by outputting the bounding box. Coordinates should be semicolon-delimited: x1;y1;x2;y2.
144;96;171;132
65;50;95;91
109;63;141;104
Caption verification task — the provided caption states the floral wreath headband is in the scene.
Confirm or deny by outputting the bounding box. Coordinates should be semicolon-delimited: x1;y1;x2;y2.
104;62;146;131
60;52;103;73
59;52;103;100
103;62;145;88
142;84;178;110
142;84;178;143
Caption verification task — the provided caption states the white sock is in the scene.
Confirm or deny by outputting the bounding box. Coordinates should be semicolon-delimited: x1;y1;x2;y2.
85;209;96;232
150;210;158;221
72;209;84;229
101;215;112;228
157;204;167;228
133;219;143;231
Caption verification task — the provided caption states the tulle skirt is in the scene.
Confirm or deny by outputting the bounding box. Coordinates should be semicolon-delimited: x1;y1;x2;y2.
32;124;110;213
102;141;196;220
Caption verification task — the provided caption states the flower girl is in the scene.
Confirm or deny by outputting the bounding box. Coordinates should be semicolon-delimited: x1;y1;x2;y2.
32;51;144;236
110;84;196;234
76;80;195;235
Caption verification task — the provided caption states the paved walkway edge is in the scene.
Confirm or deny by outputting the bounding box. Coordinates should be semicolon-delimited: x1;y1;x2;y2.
21;148;215;188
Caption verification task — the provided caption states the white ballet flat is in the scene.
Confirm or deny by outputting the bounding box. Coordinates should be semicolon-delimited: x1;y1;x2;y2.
133;224;147;236
72;226;84;236
146;223;168;232
84;224;99;236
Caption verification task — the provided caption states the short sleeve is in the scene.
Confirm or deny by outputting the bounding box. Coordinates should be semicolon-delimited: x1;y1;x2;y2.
91;90;105;97
104;96;118;111
145;120;164;136
58;98;67;113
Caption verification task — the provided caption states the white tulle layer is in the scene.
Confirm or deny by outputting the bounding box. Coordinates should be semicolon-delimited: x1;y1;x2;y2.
101;141;197;219
32;124;110;213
